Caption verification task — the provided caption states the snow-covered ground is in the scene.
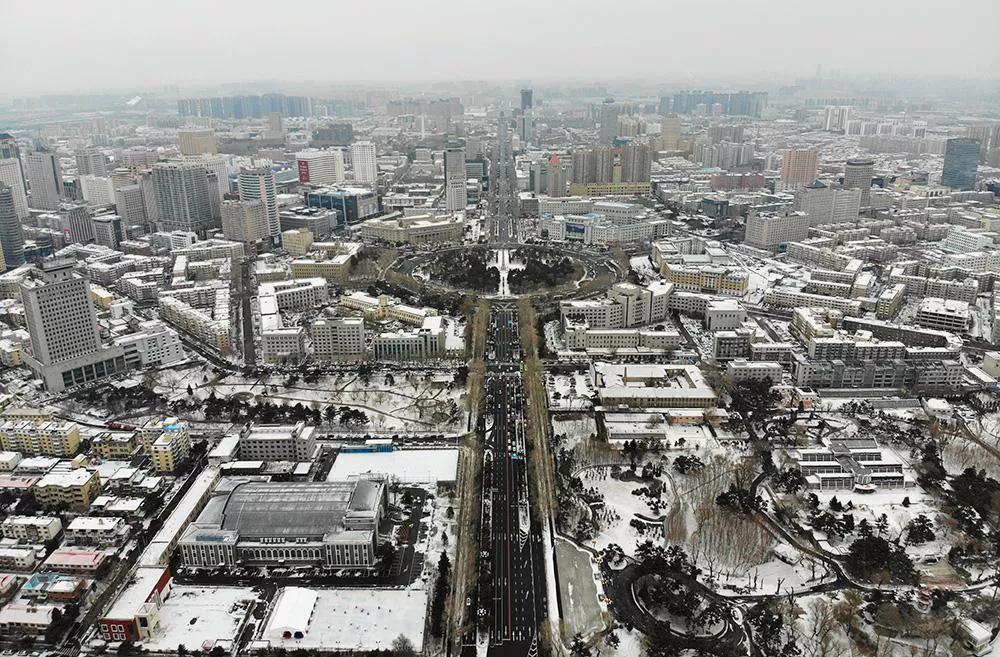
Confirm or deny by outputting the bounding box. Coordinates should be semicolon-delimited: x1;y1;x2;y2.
142;586;257;652
327;448;459;484
547;372;594;411
551;414;597;451
154;366;467;432
262;588;428;652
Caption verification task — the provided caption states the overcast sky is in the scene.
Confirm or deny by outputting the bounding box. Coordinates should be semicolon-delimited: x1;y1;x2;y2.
2;0;997;96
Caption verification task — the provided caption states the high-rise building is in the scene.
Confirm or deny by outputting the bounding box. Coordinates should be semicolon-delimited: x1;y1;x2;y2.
151;161;214;234
599;102;622;144
843;158;874;208
64;205;94;244
178;129;219;156
24;150;62;211
349;141;377;185
793;181;861;224
520;89;533;111
0;134;21;164
571;151;588;184
779;149;818;191
824;106;851;133
296;149;344;185
92;214;123;249
547;155;567;198
621;143;651;182
238;167;279;242
75;149;108;177
79;175;115;207
0;159;29;219
114;184;148;227
221;199;269;245
941;138;980;191
0;184;25;267
20;259;126;391
659;116;681;150
746;210;810;251
444;146;467;211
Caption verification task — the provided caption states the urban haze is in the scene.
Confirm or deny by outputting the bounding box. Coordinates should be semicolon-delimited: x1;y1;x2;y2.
0;3;997;657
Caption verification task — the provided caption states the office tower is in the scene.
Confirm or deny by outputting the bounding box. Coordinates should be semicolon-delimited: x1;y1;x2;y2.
517;115;535;144
349;141;377;185
221;199;269;244
0;159;29;219
121;147;160;170
599;102;621;144
941;138;980;191
520;89;533;111
267;112;284;140
20;259;126;391
238;166;279;241
621;143;651;182
178;128;218;156
659;116;681;150
64;205;94;243
79;175;115;207
114;184;148;226
843;158;874;208
745;210;810;250
444;147;466;182
198;155;231;200
444;146;468;211
296;149;344;185
0;134;21;164
151;161;213;234
547;155;567;197
75;149;108;177
110;167;138;190
824;106;851;133
779;149;818;191
91;214;123;249
0;184;25;267
311;123;354;147
24;150;62;210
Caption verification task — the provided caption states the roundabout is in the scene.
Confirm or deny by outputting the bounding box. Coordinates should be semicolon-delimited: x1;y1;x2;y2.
386;243;627;300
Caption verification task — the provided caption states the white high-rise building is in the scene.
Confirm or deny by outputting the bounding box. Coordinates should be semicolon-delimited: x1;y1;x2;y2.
444;146;467;211
0;159;29;219
793;182;861;224
310;318;366;361
80;175;115;207
349;141;377;185
24;151;62;210
151;161;213;234
221;199;269;245
20;259;127;392
237;167;279;242
295;149;345;186
113;184;148;226
75;149;108;177
199;155;231;200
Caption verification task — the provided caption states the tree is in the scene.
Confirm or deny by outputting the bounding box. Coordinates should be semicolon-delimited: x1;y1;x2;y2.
430;552;452;638
773;468;807;494
905;515;936;545
391;634;416;657
569;633;591;657
845;534;918;584
117;641;135;656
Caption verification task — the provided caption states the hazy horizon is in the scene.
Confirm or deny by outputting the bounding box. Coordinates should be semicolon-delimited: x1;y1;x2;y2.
2;0;998;97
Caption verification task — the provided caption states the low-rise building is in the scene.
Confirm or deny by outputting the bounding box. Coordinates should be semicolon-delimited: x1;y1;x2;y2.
238;422;317;462
34;468;101;510
65;516;130;546
1;515;62;542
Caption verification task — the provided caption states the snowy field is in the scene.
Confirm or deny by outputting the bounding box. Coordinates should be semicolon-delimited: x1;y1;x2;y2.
154;365;467;432
262;588;428;652
547;372;594;411
142;586;257;652
327;448;459;484
555;538;604;638
551;414;598;451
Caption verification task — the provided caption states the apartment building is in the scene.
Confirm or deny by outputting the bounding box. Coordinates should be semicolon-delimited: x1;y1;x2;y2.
34;468;102;511
0;420;80;456
1;515;63;543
